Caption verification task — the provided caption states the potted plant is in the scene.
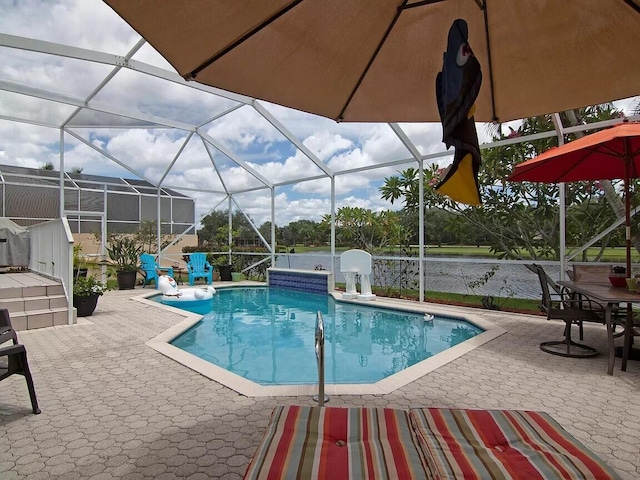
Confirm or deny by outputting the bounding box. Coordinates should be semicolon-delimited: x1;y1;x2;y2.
231;255;250;281
106;235;143;290
609;265;627;288
212;255;233;281
73;275;109;317
73;244;88;279
611;266;626;276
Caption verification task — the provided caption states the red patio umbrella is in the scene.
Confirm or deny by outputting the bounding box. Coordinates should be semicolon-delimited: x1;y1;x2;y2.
508;121;640;276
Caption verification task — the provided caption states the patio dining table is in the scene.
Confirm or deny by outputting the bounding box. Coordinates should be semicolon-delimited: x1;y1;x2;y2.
558;280;638;375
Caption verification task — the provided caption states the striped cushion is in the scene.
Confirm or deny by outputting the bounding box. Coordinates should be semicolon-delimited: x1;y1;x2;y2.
409;408;621;480
244;405;430;480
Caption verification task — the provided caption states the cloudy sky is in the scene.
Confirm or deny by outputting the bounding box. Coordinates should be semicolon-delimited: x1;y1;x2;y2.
0;0;637;229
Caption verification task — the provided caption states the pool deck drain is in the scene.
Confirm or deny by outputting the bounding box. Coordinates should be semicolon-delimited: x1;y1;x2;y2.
138;285;506;397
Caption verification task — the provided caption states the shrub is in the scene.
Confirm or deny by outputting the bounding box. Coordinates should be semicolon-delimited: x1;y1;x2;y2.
106;235;143;272
73;275;110;296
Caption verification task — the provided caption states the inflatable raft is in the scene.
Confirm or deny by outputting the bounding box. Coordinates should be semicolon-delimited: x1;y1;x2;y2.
158;275;216;309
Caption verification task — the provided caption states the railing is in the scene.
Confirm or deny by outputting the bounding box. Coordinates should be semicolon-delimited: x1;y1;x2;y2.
28;217;74;325
312;311;329;405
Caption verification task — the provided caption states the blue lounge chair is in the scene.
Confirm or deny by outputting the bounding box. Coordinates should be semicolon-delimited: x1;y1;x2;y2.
140;253;174;288
186;252;213;285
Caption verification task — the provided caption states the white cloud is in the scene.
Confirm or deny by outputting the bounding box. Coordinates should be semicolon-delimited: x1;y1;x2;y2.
303;131;354;159
249;153;325;185
0;0;136;53
273;197;332;225
205;106;285;148
230;190;332;226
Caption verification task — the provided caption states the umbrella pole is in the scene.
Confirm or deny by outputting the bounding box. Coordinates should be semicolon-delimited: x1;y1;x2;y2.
625;179;631;276
623;143;633;372
625;141;632;277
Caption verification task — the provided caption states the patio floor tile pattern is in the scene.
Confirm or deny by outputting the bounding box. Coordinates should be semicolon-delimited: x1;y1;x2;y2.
1;288;638;479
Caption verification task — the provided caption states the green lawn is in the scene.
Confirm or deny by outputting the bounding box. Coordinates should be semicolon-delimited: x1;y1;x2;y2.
331;283;543;315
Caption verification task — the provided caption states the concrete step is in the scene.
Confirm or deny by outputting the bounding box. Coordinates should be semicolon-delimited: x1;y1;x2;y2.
9;307;70;330
0;283;65;300
0;278;70;330
0;294;68;314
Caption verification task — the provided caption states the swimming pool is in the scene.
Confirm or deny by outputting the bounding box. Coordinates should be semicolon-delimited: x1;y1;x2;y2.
162;287;483;386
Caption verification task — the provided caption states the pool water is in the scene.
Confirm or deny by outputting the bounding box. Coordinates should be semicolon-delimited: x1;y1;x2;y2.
168;287;483;385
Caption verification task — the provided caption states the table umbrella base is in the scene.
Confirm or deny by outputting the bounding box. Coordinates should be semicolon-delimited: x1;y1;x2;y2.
540;339;599;358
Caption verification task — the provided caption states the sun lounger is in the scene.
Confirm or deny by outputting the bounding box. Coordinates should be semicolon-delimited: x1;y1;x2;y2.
244;405;429;480
244;405;621;480
409;408;620;480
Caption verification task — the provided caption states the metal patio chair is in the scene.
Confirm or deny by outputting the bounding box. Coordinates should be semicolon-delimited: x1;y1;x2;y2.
530;264;605;358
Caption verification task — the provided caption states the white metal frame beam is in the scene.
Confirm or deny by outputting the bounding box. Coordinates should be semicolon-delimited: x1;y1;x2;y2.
0;79;193;130
0;33;251;104
389;123;427;302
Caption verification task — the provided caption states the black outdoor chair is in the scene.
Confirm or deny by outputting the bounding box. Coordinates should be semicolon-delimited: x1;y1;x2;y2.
529;264;605;358
0;309;41;414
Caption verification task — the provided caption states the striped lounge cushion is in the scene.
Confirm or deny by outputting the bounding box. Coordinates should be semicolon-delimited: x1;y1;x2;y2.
409;408;621;480
244;405;430;480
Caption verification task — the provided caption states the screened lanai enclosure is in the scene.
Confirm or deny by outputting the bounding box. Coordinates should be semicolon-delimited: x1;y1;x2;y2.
0;164;194;234
1;0;640;307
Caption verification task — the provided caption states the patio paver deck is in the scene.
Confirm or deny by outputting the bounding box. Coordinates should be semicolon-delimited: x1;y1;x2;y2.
1;287;638;479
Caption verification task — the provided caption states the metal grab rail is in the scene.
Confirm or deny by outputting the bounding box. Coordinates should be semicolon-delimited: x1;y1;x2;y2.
313;311;329;405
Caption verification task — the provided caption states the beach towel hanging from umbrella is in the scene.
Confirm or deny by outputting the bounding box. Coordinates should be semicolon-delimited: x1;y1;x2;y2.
508;121;640;276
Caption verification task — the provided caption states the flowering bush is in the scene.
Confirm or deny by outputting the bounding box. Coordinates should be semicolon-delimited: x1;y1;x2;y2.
73;275;109;296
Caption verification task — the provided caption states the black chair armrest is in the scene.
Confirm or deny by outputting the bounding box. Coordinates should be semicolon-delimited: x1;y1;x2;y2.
0;327;18;346
0;343;26;357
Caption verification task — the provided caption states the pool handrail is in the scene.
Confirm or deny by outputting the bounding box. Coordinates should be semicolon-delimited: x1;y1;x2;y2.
313;311;329;405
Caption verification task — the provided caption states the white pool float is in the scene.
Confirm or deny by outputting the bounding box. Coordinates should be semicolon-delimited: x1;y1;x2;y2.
158;275;216;308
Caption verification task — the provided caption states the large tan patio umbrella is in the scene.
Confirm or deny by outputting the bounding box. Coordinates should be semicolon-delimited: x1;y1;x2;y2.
508;121;640;276
103;0;640;123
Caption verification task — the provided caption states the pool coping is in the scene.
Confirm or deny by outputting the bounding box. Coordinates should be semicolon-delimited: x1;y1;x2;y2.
137;283;507;397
